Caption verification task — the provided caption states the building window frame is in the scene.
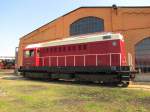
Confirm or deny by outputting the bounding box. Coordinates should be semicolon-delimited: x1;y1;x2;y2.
70;16;104;36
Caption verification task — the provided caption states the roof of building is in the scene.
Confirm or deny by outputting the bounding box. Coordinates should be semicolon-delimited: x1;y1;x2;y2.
21;5;150;40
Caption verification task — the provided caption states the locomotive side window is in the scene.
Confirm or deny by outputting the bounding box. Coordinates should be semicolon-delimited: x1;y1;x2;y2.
59;47;62;52
50;48;52;52
30;50;34;57
24;51;29;57
68;46;71;51
48;48;51;53
43;48;48;53
78;45;82;50
78;44;87;50
54;47;57;52
83;44;87;50
46;48;48;52
63;47;66;52
72;46;76;51
24;50;34;57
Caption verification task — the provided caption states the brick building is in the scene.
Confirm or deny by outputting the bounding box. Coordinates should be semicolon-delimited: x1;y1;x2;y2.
18;6;150;71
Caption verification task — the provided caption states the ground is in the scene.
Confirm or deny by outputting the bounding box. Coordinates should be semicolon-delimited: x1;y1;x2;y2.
0;70;150;112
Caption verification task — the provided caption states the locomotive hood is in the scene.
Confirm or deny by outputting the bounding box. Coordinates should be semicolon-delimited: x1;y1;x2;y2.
25;32;124;49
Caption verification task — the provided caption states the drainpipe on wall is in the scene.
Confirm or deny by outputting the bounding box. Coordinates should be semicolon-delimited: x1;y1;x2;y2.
111;4;118;32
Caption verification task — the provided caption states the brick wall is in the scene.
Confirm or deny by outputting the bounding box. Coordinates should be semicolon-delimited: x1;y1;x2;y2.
18;7;150;67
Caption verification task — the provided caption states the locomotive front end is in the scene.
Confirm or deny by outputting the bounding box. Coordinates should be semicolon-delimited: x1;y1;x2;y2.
23;48;36;67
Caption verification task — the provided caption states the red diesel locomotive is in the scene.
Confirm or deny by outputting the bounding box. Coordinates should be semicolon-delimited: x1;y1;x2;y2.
19;33;135;86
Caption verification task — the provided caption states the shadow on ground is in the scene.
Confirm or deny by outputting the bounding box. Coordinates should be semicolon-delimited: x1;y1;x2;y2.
1;74;126;88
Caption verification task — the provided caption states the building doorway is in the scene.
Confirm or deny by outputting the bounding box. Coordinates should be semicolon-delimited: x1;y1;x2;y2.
135;37;150;72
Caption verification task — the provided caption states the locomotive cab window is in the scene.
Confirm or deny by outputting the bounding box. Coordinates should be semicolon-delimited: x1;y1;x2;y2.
24;50;34;57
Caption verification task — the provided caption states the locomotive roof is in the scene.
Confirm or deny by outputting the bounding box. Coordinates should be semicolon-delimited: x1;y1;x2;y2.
25;33;123;49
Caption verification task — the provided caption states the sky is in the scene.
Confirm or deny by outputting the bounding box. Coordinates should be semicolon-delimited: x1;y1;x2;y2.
0;0;150;57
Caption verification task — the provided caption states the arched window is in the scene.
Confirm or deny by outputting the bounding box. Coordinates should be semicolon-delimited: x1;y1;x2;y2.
135;37;150;72
70;17;104;36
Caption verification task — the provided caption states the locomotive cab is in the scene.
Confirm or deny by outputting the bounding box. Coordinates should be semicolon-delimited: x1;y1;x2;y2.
23;48;40;67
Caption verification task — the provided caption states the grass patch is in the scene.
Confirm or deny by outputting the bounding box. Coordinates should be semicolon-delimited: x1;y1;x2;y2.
0;76;149;112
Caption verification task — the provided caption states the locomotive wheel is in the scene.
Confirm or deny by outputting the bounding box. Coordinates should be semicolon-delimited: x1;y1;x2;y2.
118;81;130;87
